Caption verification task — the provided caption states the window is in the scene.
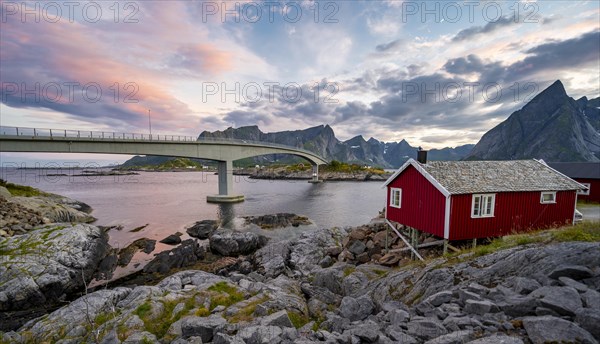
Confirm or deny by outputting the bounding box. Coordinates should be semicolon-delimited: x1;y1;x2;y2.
540;191;556;204
390;188;401;208
578;183;591;196
472;194;495;218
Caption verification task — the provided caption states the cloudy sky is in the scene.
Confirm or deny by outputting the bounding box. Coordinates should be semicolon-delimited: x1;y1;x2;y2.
1;0;599;163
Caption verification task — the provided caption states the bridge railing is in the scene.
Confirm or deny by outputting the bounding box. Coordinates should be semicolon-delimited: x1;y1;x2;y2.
0;126;323;159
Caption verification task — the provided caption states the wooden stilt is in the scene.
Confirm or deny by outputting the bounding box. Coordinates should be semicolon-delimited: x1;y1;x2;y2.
385;225;389;253
443;239;448;255
385;220;423;261
472;238;477;249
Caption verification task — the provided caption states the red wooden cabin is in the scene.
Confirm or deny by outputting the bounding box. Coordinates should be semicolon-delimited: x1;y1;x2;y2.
548;162;600;203
384;158;585;241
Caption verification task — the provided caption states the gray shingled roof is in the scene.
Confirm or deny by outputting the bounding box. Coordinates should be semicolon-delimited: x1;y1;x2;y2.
548;162;600;179
421;160;584;194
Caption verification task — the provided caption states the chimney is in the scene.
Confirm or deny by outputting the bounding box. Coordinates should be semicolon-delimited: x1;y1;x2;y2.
417;147;428;164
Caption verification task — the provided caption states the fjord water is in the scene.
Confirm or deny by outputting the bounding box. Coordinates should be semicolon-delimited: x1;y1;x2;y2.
1;169;385;248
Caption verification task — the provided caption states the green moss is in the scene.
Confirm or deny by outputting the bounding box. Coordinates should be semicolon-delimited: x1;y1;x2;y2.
287;311;309;329
228;296;269;323
0;180;47;197
195;307;210;317
343;266;356;277
207;282;244;310
372;269;389;278
552;222;600;242
134;302;152;319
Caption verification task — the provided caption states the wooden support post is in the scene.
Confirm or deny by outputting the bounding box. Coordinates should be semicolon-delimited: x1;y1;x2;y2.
385;224;389;253
472;238;477;249
443;239;448;255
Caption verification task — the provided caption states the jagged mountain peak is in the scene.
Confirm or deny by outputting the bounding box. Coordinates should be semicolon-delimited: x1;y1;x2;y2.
467;80;600;162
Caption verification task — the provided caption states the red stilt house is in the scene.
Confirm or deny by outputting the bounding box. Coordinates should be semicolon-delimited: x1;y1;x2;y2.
383;157;586;241
548;162;600;203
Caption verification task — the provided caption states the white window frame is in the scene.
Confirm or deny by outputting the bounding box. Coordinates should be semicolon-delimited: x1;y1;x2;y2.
540;191;557;204
390;188;402;208
577;183;591;196
471;194;495;218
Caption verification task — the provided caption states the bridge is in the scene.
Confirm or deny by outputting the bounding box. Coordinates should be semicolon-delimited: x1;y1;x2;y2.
0;126;328;203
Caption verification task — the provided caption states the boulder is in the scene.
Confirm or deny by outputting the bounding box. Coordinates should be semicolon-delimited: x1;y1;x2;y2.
575;308;600;339
260;310;293;328
160;234;182;245
582;289;600;309
143;239;205;274
0;224;110;312
243;213;311;229
187;220;218;239
529;286;582;316
548;265;593;280
181;315;227;342
523;315;597;344
505;277;541;295
424;291;453;307
424;330;474;344
339;295;374;321
348;240;366;256
466;335;524;344
254;241;291;278
407;318;448;340
558;276;589;292
464;299;498;315
237;325;283;344
209;230;268;256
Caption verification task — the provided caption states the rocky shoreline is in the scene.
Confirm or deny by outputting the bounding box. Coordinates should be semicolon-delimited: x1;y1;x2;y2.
240;168;391;182
1;186;599;343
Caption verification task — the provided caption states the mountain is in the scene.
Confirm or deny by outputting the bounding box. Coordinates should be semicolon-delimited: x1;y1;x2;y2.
466;80;600;162
197;125;473;168
120;125;473;169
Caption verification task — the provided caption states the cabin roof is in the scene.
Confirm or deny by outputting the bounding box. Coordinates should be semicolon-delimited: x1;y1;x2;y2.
548;162;600;179
384;159;585;195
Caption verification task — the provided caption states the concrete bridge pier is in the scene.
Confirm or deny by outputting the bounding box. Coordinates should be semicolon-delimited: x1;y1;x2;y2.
207;160;245;203
308;164;323;183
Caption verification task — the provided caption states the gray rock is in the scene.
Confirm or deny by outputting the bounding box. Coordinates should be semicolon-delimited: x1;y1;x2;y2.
187;220;218;239
260;310;293;328
386;327;417;343
523;315;597;344
313;266;345;295
237;325;283;344
319;255;334;268
424;330;474;344
505;277;541;295
529;286;582;316
143;239;205;274
123;331;158;344
348;323;380;343
210;230;268;256
0;223;111;313
466;335;524;344
254;241;291;278
575;308;600;339
159;234;182;245
559;276;589;292
341;271;369;297
424;291;453;307
181;315;227;342
582;289;600;309
347;240;366;256
339;295;374;321
464;300;498;315
387;309;410;324
442;316;483;332
213;333;245;344
497;295;538;317
407;318;448;340
288;228;341;275
300;283;342;306
548;265;593;280
458;289;483;304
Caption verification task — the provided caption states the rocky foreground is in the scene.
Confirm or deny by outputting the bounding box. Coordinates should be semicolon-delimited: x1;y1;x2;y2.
1;218;599;344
